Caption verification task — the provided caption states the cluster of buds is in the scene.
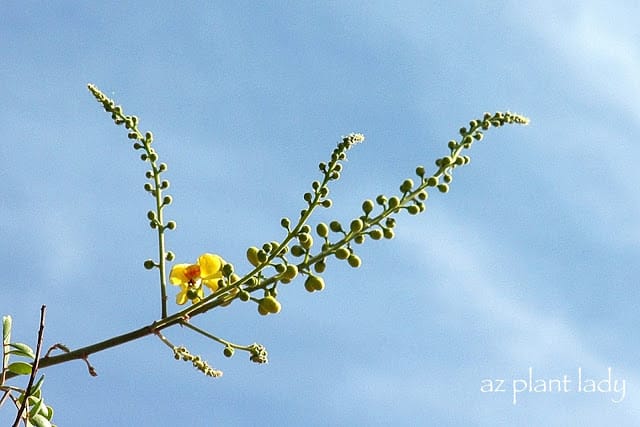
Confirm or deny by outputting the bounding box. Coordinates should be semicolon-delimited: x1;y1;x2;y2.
173;345;223;377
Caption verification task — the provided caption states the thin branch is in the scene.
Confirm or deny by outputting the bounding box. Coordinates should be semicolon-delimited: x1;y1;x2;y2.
12;305;46;427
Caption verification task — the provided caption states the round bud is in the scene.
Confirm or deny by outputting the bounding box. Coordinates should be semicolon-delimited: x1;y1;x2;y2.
305;275;325;292
385;217;396;228
161;180;170;189
369;229;383;240
262;242;272;253
143;259;155;270
399;179;414;193
257;304;269;316
291;245;305;257
454;157;465;166
321;199;332;208
318;162;326;172
239;290;251;302
407;205;420;215
354;234;365;244
335;247;350;260
362;199;375;214
147;210;156;220
376;195;387;205
443;174;452;183
473;132;483;141
148;153;158;162
316;223;329;238
283;264;298;281
462;135;473;145
330;171;341;180
166;221;177;230
447;140;457;150
128;132;138;140
261;296;281;314
145;170;153;179
388;196;400;209
165;251;175;261
459;127;467;135
134;142;143;150
280;217;291;229
415;166;426;177
163;195;172;205
143;182;153;192
222;263;234;276
223;346;234;358
329;221;342;232
303;192;313;203
347;254;362;268
426;177;438;187
350;219;364;233
383;228;395;239
417;190;428;200
437;183;449;193
257;250;268;263
145;131;153;143
299;233;313;250
159;163;168;172
311;180;320;190
299;225;311;234
314;260;326;273
275;263;286;274
246;246;260;267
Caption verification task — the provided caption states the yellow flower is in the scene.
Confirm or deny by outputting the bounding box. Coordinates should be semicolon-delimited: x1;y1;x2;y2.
169;253;225;305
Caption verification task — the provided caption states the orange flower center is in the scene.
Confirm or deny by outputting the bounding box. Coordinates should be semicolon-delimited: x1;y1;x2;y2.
184;264;201;283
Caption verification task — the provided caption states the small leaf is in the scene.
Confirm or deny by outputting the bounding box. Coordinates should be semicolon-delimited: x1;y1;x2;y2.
31;375;46;397
2;315;11;341
9;342;35;359
29;413;52;427
28;396;44;418
8;361;33;375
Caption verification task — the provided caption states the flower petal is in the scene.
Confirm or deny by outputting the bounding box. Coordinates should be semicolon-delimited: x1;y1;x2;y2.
198;253;223;277
169;264;191;285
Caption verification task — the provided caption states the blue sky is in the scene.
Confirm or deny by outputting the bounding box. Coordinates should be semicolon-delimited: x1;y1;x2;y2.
1;1;639;425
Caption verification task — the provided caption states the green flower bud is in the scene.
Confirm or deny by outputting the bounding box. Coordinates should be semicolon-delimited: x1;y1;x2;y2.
275;263;286;274
316;223;329;238
426;177;438;187
415;166;426;177
257;250;268;263
239;290;251;301
369;229;383;240
399;179;414;193
145;131;153;143
143;259;155;270
454;157;465;166
163;195;172;205
299;225;311;234
247;246;260;266
321;199;333;208
260;296;281;314
165;251;175;261
462;135;473;145
385;217;396;228
383;228;395;239
145;170;153;179
350;218;364;233
280;217;291;229
147;210;156;220
314;260;326;273
473;131;483;141
161;180;170;189
283;264;298;281
262;242;272;253
223;346;234;358
335;247;350;260
329;221;342;232
305;275;325;292
443;174;452;183
407;205;420;215
362;199;375;215
417;190;428;200
159;163;168;172
166;221;177;230
128;132;138;140
222;263;234;276
354;234;365;244
299;233;313;250
437;183;449;193
347;254;361;268
303;192;313;203
186;289;199;300
447;140;458;150
257;304;269;316
388;196;400;209
291;245;305;257
376;194;387;205
318;162;327;172
143;182;153;192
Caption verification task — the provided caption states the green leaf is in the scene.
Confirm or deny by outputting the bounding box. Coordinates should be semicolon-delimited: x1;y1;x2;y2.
44;405;54;420
2;315;11;342
31;375;46;398
29;413;52;427
9;342;35;359
8;361;33;375
28;396;45;418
